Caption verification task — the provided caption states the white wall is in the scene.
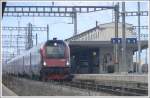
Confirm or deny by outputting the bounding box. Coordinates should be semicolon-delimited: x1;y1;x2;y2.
98;46;134;73
68;22;136;41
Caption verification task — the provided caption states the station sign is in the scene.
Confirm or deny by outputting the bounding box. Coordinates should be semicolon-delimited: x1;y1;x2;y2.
111;38;122;44
126;38;137;44
111;38;137;44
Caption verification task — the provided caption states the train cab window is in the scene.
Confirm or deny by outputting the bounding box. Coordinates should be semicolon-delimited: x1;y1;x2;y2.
45;41;65;58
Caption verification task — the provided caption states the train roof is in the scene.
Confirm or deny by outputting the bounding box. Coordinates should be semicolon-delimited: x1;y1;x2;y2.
6;39;67;64
7;43;44;64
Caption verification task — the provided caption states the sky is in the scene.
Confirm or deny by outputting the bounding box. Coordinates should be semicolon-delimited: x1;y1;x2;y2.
2;1;149;63
2;1;148;41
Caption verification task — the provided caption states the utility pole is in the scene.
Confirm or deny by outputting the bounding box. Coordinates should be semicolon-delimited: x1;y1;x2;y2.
17;16;20;55
73;8;77;35
25;27;28;50
145;49;147;64
27;23;33;50
96;21;98;27
112;2;115;22
47;24;49;40
114;3;119;72
121;2;127;73
36;33;38;46
138;2;141;73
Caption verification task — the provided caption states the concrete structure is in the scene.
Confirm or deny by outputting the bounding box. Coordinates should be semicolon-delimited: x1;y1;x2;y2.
2;84;17;96
66;22;148;74
74;74;148;83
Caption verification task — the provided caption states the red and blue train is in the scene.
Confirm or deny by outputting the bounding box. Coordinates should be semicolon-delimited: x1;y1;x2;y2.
3;38;73;81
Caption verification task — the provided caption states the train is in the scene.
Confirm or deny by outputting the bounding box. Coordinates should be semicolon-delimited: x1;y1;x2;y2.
3;38;73;81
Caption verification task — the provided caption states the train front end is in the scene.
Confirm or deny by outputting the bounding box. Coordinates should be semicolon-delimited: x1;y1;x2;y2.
40;38;72;80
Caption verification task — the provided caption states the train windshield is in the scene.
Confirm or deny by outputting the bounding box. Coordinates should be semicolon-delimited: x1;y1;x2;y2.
45;42;65;58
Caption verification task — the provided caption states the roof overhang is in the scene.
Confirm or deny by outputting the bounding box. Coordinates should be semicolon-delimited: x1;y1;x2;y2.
69;40;148;51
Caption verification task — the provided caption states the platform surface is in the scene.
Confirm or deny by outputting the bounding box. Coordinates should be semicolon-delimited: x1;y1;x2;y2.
74;74;148;83
2;84;17;96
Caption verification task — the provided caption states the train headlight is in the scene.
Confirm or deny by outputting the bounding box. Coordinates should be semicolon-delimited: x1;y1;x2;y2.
43;61;46;66
66;61;70;66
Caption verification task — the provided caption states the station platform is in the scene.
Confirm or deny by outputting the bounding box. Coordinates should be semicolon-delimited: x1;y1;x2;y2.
2;84;17;96
74;74;148;83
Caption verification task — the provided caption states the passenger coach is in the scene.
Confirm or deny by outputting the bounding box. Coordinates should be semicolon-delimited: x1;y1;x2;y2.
4;38;72;81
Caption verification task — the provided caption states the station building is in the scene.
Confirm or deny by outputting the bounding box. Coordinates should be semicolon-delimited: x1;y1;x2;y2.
65;22;148;74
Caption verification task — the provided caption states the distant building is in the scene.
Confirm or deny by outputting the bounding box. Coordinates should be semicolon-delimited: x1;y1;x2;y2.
66;22;148;74
66;22;136;42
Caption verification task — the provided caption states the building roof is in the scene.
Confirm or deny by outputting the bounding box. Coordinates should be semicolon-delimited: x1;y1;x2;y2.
65;22;134;42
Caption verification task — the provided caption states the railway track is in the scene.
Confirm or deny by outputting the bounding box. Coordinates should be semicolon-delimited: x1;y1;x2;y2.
49;80;148;96
3;75;148;96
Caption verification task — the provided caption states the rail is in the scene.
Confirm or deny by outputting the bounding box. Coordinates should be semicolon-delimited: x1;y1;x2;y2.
49;79;148;96
2;75;148;96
